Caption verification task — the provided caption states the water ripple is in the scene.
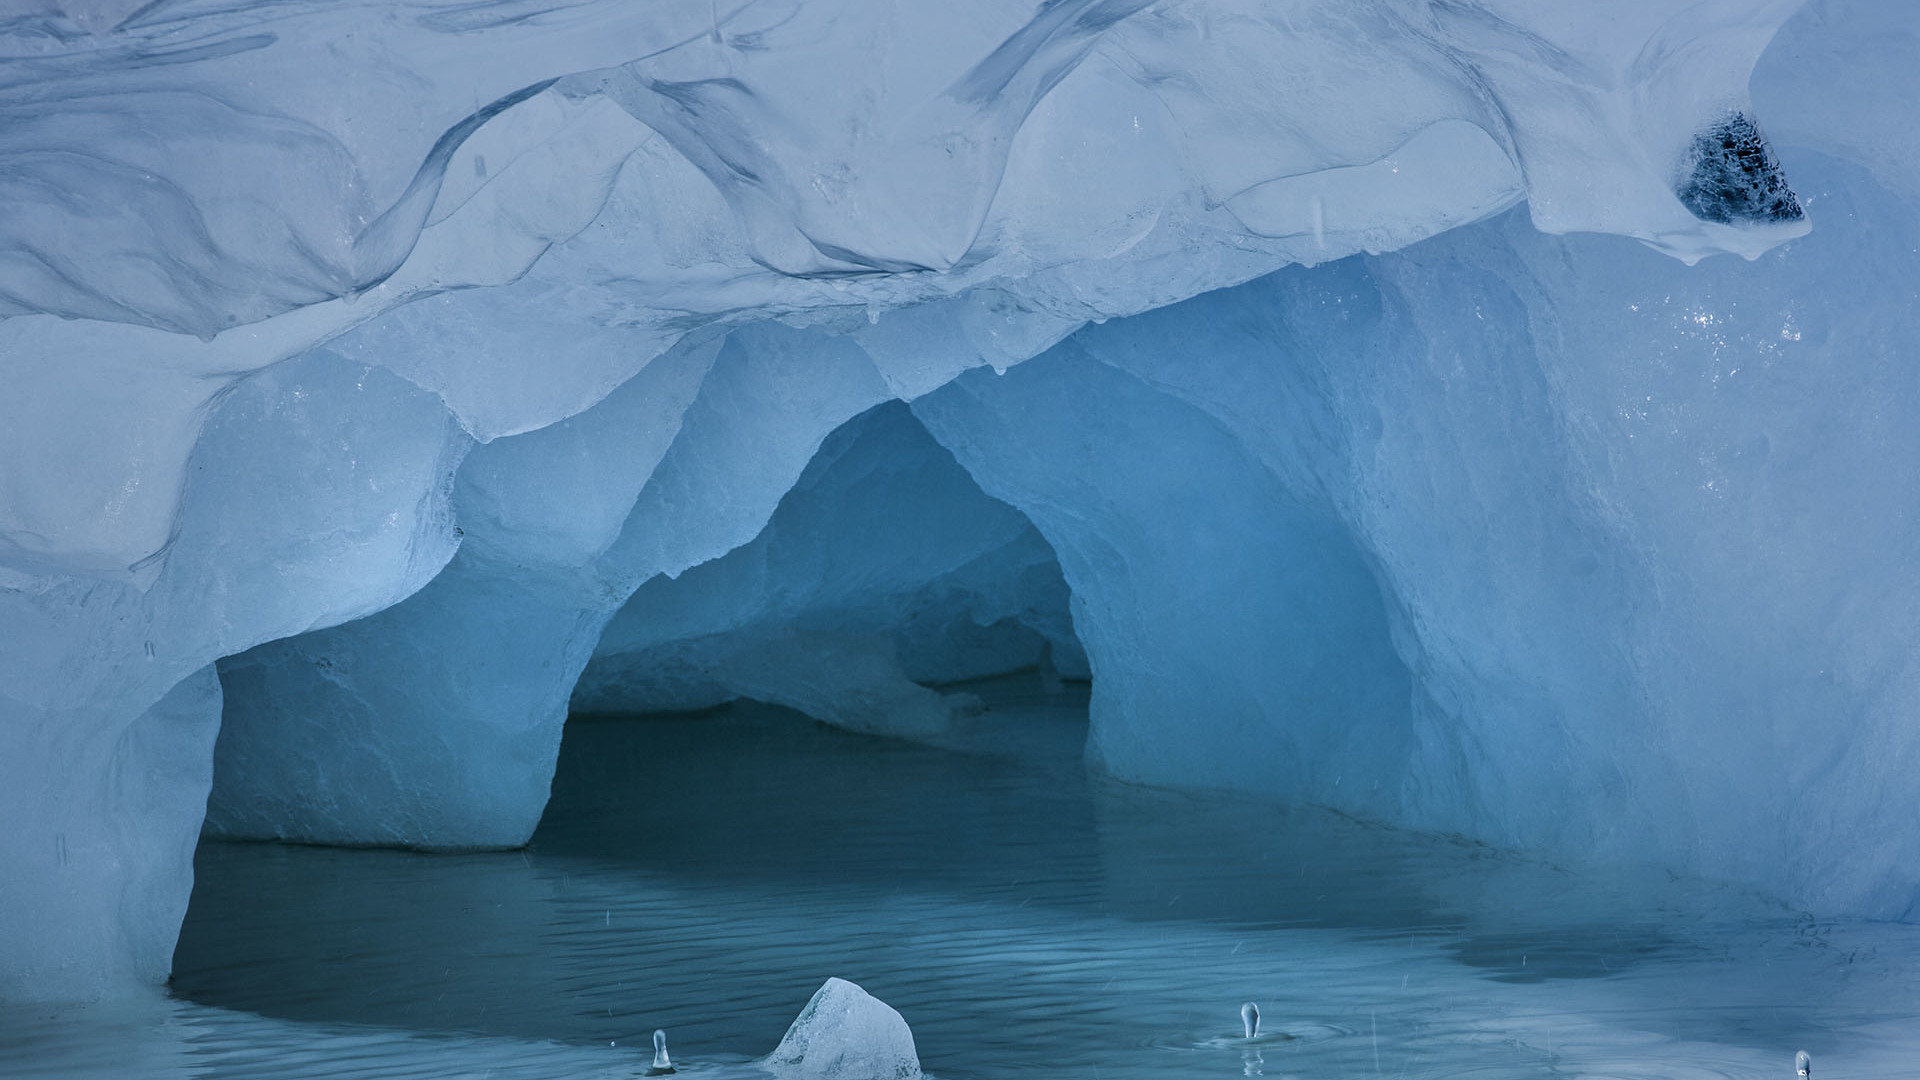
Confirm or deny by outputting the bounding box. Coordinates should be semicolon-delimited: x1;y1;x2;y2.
15;703;1913;1080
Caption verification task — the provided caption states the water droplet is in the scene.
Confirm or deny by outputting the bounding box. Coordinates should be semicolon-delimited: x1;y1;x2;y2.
1241;1002;1260;1040
648;1029;676;1075
1796;1050;1811;1079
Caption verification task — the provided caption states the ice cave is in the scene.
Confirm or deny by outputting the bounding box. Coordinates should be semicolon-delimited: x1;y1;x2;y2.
5;0;1920;1076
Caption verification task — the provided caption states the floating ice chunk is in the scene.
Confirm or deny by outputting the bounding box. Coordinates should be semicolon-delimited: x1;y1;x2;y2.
765;978;923;1080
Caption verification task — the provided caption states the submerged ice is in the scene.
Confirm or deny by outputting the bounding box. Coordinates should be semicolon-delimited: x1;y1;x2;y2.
2;0;1918;1005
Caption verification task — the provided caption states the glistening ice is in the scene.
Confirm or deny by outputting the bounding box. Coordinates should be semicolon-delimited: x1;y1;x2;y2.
2;1;1919;1077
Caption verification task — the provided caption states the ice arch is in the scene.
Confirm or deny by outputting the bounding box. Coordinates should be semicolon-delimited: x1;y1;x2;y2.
910;140;1920;918
574;401;1087;736
0;351;467;1002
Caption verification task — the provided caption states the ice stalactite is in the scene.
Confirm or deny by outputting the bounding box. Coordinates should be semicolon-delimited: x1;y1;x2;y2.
914;351;1417;810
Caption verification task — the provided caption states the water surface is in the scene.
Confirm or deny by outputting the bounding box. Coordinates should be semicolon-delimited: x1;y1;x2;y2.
8;684;1917;1078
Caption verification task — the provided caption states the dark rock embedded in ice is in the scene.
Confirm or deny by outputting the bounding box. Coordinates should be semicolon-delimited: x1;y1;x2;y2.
1676;113;1804;225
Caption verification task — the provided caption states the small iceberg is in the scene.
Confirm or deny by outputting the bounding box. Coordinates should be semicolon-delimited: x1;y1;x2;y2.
764;977;923;1080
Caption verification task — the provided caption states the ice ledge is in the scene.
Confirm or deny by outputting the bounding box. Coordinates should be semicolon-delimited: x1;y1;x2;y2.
0;0;1812;580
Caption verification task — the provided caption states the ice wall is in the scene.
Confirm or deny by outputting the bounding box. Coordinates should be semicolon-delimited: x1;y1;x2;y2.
1;0;1908;1003
0;352;465;1001
574;401;1084;736
916;122;1920;917
914;355;1418;806
209;324;895;847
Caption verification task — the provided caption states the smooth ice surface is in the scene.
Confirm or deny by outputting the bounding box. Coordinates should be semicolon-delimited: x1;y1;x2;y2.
205;338;720;849
0;0;1804;579
765;978;922;1080
209;325;891;848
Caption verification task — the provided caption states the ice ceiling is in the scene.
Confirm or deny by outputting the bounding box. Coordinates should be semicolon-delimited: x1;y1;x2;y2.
2;0;1917;1003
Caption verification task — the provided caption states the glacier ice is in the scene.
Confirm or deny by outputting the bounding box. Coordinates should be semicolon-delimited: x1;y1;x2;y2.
0;0;1805;576
3;0;1919;1007
574;401;1083;737
209;325;891;847
0;350;465;1001
765;978;923;1080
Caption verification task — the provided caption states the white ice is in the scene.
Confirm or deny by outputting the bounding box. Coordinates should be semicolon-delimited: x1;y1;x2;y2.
765;978;923;1080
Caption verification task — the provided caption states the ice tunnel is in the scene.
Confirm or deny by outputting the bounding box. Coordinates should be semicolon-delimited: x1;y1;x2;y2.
4;3;1920;1060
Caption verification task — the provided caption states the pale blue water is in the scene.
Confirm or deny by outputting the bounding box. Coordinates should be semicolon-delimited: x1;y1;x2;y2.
6;682;1918;1078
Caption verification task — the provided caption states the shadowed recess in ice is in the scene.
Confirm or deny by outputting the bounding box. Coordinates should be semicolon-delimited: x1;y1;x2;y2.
3;0;1918;1006
1;0;1810;579
574;400;1086;738
207;324;893;849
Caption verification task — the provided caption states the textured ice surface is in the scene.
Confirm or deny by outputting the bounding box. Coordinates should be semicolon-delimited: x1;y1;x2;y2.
0;0;1912;1004
209;323;898;847
920;131;1920;920
206;338;719;848
0;351;465;1001
0;0;1805;579
915;353;1417;806
574;401;1083;737
766;978;922;1080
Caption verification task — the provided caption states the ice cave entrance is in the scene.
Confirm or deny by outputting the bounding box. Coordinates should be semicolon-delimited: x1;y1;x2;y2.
162;349;1920;1080
544;392;1106;851
566;398;1094;754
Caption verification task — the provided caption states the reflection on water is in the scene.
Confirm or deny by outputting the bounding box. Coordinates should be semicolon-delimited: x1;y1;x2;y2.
7;684;1920;1078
